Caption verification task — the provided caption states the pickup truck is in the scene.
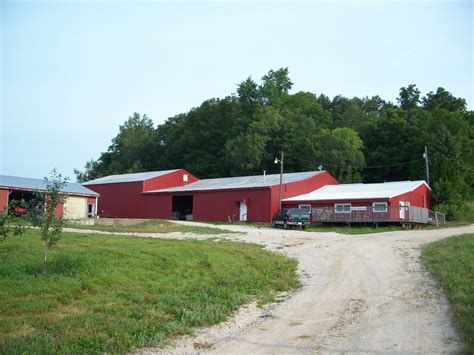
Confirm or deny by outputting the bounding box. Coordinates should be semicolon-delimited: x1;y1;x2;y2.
271;208;310;230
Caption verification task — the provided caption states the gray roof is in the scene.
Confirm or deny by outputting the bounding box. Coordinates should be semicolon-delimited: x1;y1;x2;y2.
83;170;179;185
0;175;99;196
147;171;324;193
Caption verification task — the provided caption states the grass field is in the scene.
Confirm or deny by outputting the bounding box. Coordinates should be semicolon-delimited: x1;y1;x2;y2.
67;219;235;235
0;230;299;354
422;234;474;354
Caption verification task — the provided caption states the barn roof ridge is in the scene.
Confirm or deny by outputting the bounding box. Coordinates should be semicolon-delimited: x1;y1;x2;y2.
83;169;180;185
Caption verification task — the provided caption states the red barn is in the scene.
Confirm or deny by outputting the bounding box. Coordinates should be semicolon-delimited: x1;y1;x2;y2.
83;169;199;218
143;170;338;222
283;180;433;224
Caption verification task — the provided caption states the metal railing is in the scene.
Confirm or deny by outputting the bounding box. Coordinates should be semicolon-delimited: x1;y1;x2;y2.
311;206;445;225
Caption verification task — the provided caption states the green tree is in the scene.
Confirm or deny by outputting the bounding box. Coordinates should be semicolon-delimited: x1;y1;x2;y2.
41;170;69;264
314;128;365;182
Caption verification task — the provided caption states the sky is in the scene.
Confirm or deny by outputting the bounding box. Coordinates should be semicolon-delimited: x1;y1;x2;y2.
1;0;472;181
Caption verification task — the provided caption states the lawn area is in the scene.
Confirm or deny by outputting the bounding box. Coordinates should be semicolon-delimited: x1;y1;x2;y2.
66;219;235;235
422;234;474;354
0;230;299;354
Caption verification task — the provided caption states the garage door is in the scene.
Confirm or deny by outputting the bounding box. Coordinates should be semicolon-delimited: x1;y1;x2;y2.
64;196;87;219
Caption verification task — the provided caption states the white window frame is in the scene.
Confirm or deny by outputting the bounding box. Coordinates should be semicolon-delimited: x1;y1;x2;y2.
372;202;388;213
335;203;351;213
298;204;311;211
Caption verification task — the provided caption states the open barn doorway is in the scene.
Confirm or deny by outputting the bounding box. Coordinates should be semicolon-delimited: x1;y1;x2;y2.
172;195;193;221
8;190;45;217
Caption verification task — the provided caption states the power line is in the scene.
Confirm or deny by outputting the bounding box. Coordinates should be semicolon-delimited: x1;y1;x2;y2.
285;154;424;170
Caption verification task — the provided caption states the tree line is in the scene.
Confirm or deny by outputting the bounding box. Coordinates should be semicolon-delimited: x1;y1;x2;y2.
75;68;474;218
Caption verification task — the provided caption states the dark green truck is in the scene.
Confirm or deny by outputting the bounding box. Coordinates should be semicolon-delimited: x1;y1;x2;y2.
271;208;311;230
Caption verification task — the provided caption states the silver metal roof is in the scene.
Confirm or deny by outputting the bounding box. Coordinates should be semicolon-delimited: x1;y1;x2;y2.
147;171;324;193
284;180;429;202
83;170;179;185
0;175;99;196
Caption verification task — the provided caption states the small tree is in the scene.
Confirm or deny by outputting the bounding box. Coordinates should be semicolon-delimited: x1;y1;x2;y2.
41;169;69;263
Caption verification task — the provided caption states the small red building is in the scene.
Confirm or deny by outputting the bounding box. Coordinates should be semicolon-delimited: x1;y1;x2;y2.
283;180;432;224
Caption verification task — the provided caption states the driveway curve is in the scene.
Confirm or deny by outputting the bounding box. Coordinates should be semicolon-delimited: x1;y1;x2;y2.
67;223;474;354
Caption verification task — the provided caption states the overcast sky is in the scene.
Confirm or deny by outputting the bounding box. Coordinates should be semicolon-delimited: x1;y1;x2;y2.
1;0;472;181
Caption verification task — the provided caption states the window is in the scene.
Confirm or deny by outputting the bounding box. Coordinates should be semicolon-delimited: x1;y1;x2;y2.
299;204;311;212
87;203;94;217
183;174;188;182
335;203;351;213
373;202;388;213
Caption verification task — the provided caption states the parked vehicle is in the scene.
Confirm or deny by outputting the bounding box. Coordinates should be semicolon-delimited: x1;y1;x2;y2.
271;208;310;230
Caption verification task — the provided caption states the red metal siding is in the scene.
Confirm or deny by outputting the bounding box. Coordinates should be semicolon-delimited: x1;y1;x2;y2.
390;183;432;209
193;188;272;222
86;181;145;218
142;194;173;219
0;189;9;214
143;170;199;192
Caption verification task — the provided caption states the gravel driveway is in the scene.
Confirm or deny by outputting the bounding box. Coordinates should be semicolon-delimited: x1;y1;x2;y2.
67;223;474;354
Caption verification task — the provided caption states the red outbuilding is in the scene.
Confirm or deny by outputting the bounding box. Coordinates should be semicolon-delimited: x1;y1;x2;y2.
283;180;433;224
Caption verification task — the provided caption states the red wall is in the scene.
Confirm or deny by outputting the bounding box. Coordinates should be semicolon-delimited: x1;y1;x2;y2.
86;181;145;218
142;193;173;219
193;188;272;222
143;170;199;192
0;190;9;214
390;183;432;209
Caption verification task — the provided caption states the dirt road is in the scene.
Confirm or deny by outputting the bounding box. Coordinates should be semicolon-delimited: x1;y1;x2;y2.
67;224;473;354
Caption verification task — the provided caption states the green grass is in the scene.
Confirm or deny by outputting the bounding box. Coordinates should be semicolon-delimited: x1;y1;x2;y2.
0;230;299;354
66;219;236;235
421;234;474;354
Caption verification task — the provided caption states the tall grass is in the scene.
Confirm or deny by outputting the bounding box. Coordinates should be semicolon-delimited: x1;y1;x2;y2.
0;230;298;353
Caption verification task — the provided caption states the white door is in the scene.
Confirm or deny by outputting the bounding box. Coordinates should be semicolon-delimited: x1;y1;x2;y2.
239;201;247;221
64;196;87;219
399;201;405;220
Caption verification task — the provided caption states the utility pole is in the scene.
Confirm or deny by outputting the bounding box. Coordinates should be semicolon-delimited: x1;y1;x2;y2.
274;152;284;210
423;145;430;186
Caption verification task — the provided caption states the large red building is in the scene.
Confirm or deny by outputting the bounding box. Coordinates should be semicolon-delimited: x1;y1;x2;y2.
84;170;338;222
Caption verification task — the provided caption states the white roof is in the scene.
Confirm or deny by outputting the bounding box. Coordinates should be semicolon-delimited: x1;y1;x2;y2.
83;170;179;185
284;180;429;202
147;171;324;193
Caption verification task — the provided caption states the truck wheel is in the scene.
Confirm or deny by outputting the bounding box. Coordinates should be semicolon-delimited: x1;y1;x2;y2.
284;221;289;230
302;225;306;230
271;220;276;228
